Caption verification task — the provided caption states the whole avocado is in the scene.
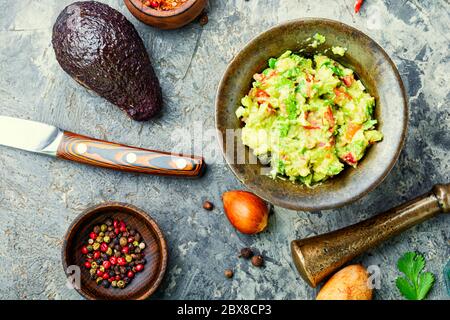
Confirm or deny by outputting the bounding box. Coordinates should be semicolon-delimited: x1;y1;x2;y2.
52;1;162;121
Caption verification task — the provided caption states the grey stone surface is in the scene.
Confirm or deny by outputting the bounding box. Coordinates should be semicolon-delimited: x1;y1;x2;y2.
0;0;449;300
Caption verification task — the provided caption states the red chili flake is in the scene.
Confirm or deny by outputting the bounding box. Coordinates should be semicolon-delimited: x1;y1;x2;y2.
343;152;357;165
303;125;321;130
354;0;364;14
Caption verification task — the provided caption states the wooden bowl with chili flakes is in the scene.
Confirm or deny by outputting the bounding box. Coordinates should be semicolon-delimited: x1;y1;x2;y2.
62;202;168;300
124;0;207;30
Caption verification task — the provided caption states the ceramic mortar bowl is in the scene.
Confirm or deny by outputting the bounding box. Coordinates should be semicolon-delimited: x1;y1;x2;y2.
62;202;168;300
216;18;408;211
124;0;207;30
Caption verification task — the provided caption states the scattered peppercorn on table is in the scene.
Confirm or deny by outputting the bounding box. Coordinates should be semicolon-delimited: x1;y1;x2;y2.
0;0;449;299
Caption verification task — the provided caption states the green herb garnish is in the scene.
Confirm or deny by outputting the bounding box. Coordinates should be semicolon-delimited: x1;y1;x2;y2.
395;252;435;300
285;96;298;120
331;65;344;77
268;58;277;69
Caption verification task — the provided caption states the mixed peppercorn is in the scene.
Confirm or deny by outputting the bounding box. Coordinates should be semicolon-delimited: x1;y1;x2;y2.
81;218;146;289
224;248;265;279
141;0;189;10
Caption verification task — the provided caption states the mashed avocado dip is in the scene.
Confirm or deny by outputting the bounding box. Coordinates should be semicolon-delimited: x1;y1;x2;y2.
236;50;383;186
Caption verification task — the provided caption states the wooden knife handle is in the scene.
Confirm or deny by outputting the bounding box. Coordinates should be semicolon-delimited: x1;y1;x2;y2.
291;184;450;287
56;131;205;178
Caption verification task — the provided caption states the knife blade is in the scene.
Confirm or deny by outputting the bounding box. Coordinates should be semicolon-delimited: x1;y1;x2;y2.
0;116;205;178
0;116;63;156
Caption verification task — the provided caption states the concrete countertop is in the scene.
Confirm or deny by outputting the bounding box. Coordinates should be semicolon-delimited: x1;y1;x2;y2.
0;0;449;299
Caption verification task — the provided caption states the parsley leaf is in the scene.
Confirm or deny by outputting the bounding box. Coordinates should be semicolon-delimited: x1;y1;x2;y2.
331;65;344;77
395;252;435;300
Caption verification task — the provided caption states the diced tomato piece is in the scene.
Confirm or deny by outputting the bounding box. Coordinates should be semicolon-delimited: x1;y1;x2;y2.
334;87;352;104
342;75;354;87
305;73;315;82
333;88;342;96
329;136;336;146
303;125;320;130
346;123;362;141
304;111;310;120
342;152;357;165
324;106;335;129
253;73;265;82
266;69;278;78
266;104;276;115
305;81;313;97
256;89;270;98
255;89;270;104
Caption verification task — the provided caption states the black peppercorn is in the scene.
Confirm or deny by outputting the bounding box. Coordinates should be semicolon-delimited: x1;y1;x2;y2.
239;247;254;259
251;255;264;267
81;218;147;291
203;201;214;211
224;269;234;278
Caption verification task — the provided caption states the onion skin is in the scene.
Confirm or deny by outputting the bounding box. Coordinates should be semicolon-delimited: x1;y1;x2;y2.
316;265;373;300
222;190;269;235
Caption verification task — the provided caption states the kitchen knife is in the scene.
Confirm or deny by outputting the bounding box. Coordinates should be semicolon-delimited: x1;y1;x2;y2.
0;116;205;178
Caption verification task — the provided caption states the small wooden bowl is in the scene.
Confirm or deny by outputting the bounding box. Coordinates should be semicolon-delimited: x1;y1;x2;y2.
62;202;168;300
124;0;208;30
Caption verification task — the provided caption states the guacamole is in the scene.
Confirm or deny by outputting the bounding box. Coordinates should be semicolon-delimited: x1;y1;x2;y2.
236;51;383;186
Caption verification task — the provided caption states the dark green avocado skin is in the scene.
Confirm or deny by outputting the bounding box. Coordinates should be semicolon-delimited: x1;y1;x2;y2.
52;1;162;121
